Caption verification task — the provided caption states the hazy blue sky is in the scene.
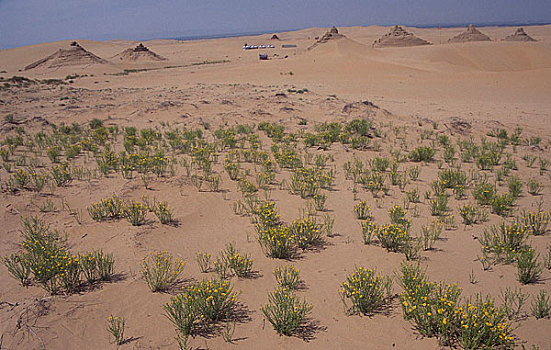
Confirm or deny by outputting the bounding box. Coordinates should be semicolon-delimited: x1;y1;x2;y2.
1;0;550;49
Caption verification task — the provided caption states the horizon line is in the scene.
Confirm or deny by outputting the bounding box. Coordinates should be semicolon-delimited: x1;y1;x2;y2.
2;20;550;50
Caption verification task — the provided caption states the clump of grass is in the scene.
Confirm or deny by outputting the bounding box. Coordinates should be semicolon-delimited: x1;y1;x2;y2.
398;262;514;348
290;217;322;249
375;223;410;252
274;265;301;290
521;208;550;236
87;194;125;221
480;221;528;264
353;200;372;220
2;253;31;286
124;200;148;226
409;146;435;162
107;315;125;346
527;178;544;195
490;193;515;217
421;220;443;250
429;194;448;216
219;242;254;278
164;278;239;337
339;267;391;315
196;252;211;273
261;287;312;336
153;201;176;225
80;250;114;283
472;182;496;206
458;203;487;225
530;290;550;319
142;251;185;292
516;248;542;284
499;287;527;321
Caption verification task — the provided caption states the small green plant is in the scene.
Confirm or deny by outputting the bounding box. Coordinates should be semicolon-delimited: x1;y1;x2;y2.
261;287;313;336
408;166;420;181
388;204;408;227
530;289;550;319
164;278;239;337
80;250;114;283
220;242;254;278
2;253;31;286
458;203;487;225
472;182;496;206
124;200;148;226
375;223;410;252
196;252;211;273
409;146;435;162
312;193;327;211
274;265;300;290
360;220;376;245
527;178;544;195
353;200;372;220
290;217;322;249
153;201;175;225
499;287;528;321
429;194;448;216
142;251;185;292
421;220;443;250
507;176;523;199
521;208;550;236
516;248;542;284
545;245;551;270
490;193;515;217
107;315;125;346
257;225;295;259
480;221;528;263
339;267;390;315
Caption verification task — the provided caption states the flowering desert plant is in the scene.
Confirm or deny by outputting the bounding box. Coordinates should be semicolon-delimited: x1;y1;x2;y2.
124;200;148;226
274;265;300;290
340;267;389;315
261;287;312;336
353;200;372;220
107;315;125;346
290;217;322;249
153;201;175;225
142;251;185;292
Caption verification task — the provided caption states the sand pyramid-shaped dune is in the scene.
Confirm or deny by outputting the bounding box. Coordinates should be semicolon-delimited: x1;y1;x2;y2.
308;26;345;50
448;24;491;43
503;28;536;42
113;43;167;62
25;42;107;70
372;25;431;48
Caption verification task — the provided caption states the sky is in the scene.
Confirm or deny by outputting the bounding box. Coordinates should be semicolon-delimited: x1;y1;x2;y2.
1;0;550;49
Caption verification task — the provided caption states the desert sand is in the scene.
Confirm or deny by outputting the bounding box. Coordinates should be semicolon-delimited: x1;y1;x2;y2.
1;24;551;349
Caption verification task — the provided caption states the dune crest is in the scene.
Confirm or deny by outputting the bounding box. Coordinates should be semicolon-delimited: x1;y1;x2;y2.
24;41;106;70
372;25;431;48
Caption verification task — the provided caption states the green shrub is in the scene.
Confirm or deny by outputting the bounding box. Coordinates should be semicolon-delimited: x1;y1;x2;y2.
409;146;435;162
261;287;312;336
516;248;542;284
274;265;300;290
142;251;185;292
290;217;322;249
339;267;390;315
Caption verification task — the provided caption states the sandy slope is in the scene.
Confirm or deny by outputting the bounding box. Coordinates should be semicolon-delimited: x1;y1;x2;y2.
0;24;550;349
